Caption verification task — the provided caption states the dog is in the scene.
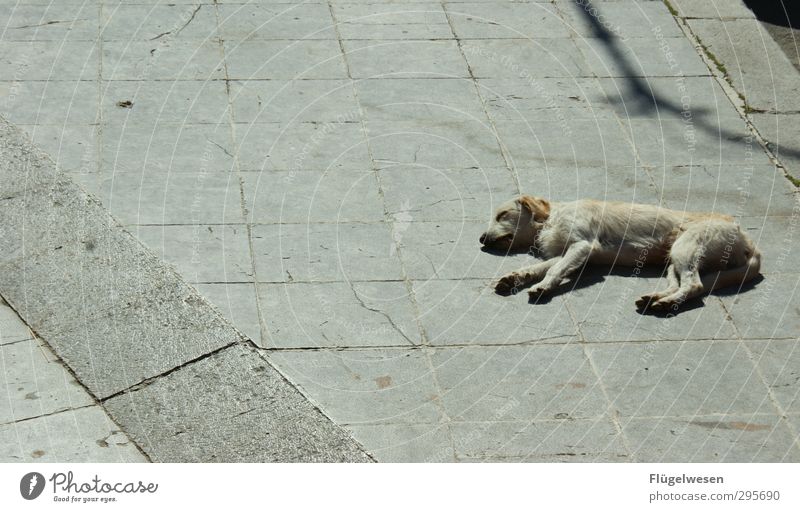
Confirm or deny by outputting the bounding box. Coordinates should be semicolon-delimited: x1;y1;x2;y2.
480;195;761;311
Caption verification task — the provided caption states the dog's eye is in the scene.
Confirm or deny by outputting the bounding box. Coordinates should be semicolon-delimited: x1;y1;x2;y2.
495;212;507;222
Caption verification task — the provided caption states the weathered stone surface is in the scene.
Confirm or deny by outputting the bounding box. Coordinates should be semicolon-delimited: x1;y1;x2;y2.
104;345;372;462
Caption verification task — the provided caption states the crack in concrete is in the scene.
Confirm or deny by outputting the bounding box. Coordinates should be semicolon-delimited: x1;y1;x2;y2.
346;282;415;345
149;5;202;41
206;137;234;158
99;341;241;402
11;19;84;29
0;404;95;427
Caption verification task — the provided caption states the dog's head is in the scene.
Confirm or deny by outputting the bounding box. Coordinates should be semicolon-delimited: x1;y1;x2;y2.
480;195;551;251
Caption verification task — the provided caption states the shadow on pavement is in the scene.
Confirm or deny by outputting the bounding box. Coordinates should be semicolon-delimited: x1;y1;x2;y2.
575;0;800;158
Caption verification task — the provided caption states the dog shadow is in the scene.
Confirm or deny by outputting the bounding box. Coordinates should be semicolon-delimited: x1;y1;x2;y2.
493;261;764;317
480;245;533;257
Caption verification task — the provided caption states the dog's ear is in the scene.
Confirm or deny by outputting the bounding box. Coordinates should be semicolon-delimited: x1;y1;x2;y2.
518;195;550;223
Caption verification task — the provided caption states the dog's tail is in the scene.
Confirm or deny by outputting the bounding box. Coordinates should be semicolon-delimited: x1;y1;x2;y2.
701;246;761;293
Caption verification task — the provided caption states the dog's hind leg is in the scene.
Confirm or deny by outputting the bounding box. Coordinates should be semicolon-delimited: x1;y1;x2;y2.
648;221;761;311
495;257;560;295
635;264;680;310
649;267;704;311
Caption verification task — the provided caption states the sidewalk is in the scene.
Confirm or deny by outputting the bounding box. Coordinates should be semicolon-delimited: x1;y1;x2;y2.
1;0;799;462
0;298;146;462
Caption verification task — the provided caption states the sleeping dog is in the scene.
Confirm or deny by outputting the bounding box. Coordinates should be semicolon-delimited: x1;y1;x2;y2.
480;195;761;311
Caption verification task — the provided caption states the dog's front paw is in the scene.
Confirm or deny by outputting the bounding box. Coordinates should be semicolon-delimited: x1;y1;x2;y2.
495;273;523;295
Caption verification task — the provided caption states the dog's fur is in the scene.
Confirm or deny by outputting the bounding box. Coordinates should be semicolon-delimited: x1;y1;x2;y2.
481;195;761;311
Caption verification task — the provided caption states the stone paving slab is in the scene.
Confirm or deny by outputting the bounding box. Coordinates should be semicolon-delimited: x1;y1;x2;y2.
450;418;627;462
0;41;98;81
347;422;455;462
217;3;338;41
495;119;637;168
74;172;244;225
98;122;234;175
0;81;99;126
594;75;741;122
242;170;385;224
447;2;569;39
344;40;471;78
379;166;518;222
104;344;371;462
0;299;145;463
687;18;800;113
367;120;507;170
735;216;800;274
0;208;242;398
223;40;349;80
649;164;796;217
430;345;608;421
625;117;770;168
719;273;800;340
566;278;739;342
133;224;254;283
622;414;800;462
268;348;444;425
1;406;146;463
102;40;226;81
396;221;533;280
750;112;800;181
334;2;452;40
356;78;486;123
558;0;684;39
258;281;422;349
20;124;98;174
478;77;612;122
0;299;34;346
102;4;217;42
516;165;659;203
588;340;774;417
251;222;404;282
668;0;755;20
230;79;358;124
235;121;371;171
0;3;99;42
578;36;710;77
195;283;262;346
746;339;800;415
0;116;370;461
463;38;588;78
0;338;93;424
413;279;579;345
101;81;230;125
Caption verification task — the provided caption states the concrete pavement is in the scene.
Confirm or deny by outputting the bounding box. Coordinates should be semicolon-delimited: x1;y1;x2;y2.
1;0;799;462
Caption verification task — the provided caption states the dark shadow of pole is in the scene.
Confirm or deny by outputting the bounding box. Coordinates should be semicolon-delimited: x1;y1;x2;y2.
575;0;800;159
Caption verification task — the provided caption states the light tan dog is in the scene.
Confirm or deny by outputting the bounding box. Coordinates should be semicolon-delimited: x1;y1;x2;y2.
481;195;761;311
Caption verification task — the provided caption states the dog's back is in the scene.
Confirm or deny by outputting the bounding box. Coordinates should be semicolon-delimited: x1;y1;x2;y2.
539;200;736;265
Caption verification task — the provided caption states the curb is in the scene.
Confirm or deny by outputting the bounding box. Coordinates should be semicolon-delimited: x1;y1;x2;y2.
0;117;372;462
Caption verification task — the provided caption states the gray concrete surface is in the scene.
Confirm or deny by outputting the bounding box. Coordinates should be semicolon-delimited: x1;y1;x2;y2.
673;0;800;185
1;0;799;462
0;117;370;462
1;298;146;462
